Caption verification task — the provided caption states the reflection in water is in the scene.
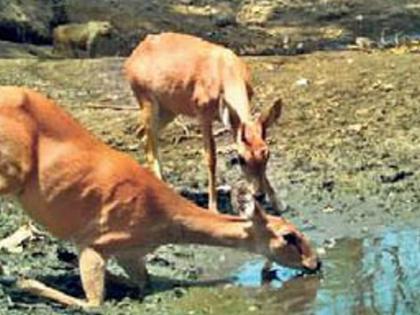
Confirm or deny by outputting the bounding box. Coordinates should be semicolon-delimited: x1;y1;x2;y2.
233;260;321;314
233;227;420;315
233;260;302;288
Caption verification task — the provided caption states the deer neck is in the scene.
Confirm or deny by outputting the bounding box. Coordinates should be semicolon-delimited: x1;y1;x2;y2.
221;80;252;130
164;201;256;251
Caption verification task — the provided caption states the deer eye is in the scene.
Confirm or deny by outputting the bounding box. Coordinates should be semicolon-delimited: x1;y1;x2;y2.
262;129;267;140
283;233;303;254
261;148;270;160
283;233;298;246
238;156;246;166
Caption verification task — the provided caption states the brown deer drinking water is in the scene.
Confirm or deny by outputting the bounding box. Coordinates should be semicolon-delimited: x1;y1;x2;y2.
124;32;285;213
0;86;319;308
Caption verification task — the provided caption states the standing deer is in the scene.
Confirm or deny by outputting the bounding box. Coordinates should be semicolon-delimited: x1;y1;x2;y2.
124;32;285;213
0;87;320;308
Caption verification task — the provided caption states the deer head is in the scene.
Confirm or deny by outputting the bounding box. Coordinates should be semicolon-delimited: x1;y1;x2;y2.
233;98;283;201
231;182;320;272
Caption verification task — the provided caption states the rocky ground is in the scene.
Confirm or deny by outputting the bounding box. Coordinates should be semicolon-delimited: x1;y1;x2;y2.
0;1;419;314
2;0;420;57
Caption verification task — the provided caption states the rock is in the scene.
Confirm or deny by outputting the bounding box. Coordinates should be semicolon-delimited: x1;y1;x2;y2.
248;305;259;312
347;123;364;133
127;143;139;151
382;83;394;92
295;78;310;87
0;1;55;44
214;12;237;27
322;204;336;213
0;40;53;58
355;37;377;49
324;238;336;249
296;42;305;54
213;2;236;28
0;224;40;253
316;247;327;256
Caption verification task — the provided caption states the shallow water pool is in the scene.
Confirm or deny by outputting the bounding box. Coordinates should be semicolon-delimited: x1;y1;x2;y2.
232;225;420;315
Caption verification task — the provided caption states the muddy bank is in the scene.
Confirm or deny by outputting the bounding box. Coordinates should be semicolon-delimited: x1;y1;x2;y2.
1;50;418;237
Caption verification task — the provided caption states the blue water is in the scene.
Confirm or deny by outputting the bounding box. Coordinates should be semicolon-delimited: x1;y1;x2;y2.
232;226;420;315
233;260;302;288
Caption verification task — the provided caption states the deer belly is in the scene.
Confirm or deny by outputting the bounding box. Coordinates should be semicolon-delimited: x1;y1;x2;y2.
157;93;198;117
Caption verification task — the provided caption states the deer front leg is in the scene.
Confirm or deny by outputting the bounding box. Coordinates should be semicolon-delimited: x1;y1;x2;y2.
200;120;218;212
79;247;107;307
262;176;287;214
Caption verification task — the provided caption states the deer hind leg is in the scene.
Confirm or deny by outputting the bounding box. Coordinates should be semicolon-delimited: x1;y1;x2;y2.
0;116;34;195
0;116;37;245
17;247;107;308
116;254;149;292
133;91;164;179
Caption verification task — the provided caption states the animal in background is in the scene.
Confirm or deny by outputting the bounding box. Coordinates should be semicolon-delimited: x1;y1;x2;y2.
53;21;113;58
124;32;285;212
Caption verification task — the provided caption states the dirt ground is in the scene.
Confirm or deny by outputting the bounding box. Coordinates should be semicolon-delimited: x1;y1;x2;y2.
0;1;419;314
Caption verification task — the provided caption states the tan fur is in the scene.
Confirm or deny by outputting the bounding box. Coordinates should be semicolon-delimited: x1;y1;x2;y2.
124;32;284;212
0;87;319;308
53;21;113;58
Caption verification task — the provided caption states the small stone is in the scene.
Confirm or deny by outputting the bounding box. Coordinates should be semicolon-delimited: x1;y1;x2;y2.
295;78;310;87
248;305;258;312
316;247;327;256
127;144;138;151
264;63;275;71
355;37;376;49
324;238;336;248
382;83;394;92
322;204;335;213
217;184;231;193
296;42;305;54
347;123;364;133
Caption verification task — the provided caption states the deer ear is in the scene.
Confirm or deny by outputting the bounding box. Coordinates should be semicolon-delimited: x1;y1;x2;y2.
232;183;267;223
251;201;268;225
232;183;255;218
237;123;247;144
259;98;283;130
